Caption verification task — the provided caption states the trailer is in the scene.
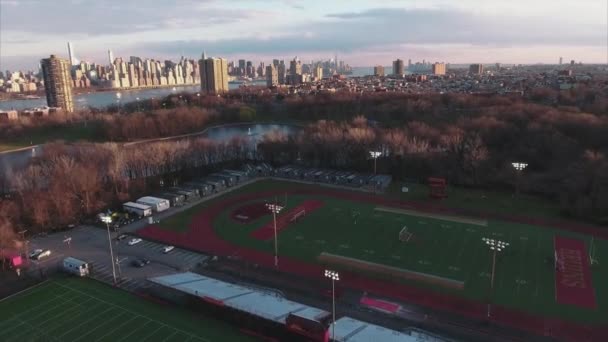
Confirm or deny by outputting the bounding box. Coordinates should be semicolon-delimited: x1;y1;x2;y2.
204;179;224;193
123;202;152;217
161;192;186;205
205;176;227;190
170;187;198;201
185;181;214;196
63;257;90;277
136;196;170;212
224;169;248;183
212;172;236;187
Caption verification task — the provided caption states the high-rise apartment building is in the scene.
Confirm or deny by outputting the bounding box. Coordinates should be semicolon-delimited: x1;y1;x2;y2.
314;65;323;80
41;55;74;112
266;65;278;87
289;57;302;85
392;59;404;75
277;60;286;84
469;64;483;75
373;65;385;76
199;55;229;94
432;63;446;75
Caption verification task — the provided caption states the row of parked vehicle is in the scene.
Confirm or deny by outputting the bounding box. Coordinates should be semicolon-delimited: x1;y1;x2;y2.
121;168;252;218
272;165;393;191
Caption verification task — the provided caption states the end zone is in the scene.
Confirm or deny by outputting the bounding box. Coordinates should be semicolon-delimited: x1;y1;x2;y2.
554;236;597;309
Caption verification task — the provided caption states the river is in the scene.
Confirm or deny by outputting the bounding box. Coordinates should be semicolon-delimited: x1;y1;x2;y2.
0;67;377;111
0;123;298;175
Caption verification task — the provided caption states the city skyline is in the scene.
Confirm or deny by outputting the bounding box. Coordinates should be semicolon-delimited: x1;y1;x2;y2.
1;0;606;70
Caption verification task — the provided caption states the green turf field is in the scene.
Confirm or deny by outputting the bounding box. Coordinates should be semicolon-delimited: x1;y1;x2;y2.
0;277;254;342
158;179;608;324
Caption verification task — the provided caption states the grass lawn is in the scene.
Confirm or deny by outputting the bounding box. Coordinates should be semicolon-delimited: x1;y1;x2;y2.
0;122;103;152
0;277;255;342
386;181;562;219
158;180;608;324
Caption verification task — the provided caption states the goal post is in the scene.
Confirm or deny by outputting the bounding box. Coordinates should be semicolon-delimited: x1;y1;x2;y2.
290;209;306;222
399;226;413;242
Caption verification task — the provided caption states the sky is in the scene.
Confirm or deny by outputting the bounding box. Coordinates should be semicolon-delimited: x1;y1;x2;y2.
0;0;606;70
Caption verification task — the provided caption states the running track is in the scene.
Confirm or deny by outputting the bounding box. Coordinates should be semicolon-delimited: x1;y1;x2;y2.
138;186;608;341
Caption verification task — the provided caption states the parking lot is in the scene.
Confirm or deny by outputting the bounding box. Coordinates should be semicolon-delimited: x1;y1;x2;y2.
26;226;207;291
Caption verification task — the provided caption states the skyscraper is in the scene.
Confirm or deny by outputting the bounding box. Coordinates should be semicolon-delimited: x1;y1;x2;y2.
373;65;385;76
559;57;563;65
277;60;286;84
41;55;74;112
67;42;76;66
266;65;278;87
289;57;302;85
392;59;404;75
199;54;229;94
108;50;114;66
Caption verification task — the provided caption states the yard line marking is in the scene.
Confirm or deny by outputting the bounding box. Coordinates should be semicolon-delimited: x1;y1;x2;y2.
7;318;61;342
73;311;129;342
35;297;97;331
137;325;165;341
56;306;116;339
93;316;139;342
0;291;76;330
116;321;154;342
339;244;350;249
0;290;73;329
0;278;52;303
53;282;211;342
391;255;401;260
162;331;179;342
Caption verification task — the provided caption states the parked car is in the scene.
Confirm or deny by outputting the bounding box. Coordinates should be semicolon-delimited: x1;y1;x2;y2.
162;246;175;254
116;234;128;241
131;258;150;268
29;249;43;259
127;238;142;246
30;249;51;260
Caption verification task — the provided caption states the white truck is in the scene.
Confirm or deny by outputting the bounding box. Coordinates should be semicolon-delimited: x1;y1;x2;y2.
63;257;90;277
136;196;170;212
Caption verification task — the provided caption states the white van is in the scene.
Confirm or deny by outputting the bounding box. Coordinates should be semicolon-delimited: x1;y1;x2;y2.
63;257;89;277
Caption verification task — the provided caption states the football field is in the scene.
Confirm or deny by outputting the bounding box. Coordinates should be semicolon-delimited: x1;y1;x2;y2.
152;179;608;325
0;277;253;342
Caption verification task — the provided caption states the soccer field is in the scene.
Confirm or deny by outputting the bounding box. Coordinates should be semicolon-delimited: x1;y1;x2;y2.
0;277;253;342
155;180;608;325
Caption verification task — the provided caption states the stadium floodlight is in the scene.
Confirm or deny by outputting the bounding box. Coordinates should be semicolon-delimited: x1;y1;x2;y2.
266;203;284;267
324;269;340;340
369;151;382;174
101;215;117;284
511;162;528;171
482;237;509;319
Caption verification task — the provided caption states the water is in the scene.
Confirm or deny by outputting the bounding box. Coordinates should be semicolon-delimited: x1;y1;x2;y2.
0;80;267;111
0;123;297;175
0;68;383;111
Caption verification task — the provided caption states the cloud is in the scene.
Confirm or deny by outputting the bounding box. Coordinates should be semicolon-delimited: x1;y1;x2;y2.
140;7;604;59
0;0;253;35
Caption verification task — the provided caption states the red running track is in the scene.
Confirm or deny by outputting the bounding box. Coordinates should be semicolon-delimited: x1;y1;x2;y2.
360;296;401;314
250;200;324;240
554;236;597;309
138;187;608;342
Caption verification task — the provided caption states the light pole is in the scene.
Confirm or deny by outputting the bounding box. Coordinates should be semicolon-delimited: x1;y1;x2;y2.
101;216;117;284
511;162;527;195
265;203;283;267
482;237;509;319
63;236;72;250
369;151;381;174
116;257;128;279
324;269;340;340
